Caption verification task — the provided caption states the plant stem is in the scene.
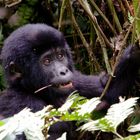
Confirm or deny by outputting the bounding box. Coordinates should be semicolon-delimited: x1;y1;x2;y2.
67;0;101;72
107;0;122;33
122;0;134;16
89;0;117;35
114;132;124;139
78;0;112;48
58;0;67;30
95;28;112;74
100;23;133;99
117;0;127;19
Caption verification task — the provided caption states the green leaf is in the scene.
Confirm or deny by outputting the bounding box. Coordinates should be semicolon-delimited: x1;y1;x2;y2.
128;123;140;132
133;1;140;38
123;134;140;140
105;97;138;130
0;108;45;140
78;98;138;135
77;97;100;116
0;121;4;126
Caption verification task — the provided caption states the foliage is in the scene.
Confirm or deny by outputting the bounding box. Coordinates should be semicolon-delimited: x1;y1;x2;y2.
132;0;140;39
0;95;140;140
0;107;49;140
0;0;140;73
25;0;38;6
0;0;140;139
0;0;139;73
79;97;138;139
17;4;35;26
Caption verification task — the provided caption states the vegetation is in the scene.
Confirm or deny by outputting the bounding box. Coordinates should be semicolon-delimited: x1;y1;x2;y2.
0;0;139;73
0;0;140;139
0;95;139;140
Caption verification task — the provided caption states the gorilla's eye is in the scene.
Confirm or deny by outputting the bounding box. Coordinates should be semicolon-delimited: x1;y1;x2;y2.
44;58;51;65
57;53;64;60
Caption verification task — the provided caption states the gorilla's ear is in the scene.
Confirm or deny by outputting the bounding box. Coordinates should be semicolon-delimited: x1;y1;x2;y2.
9;61;22;81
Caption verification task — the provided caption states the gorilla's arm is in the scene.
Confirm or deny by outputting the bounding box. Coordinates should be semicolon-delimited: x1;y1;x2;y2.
73;71;108;98
105;44;140;104
73;44;140;105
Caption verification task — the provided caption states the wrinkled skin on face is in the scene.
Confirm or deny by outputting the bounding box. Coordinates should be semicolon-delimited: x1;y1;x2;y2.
39;47;74;93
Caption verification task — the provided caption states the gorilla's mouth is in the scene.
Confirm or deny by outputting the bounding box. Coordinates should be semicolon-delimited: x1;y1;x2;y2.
35;82;73;93
53;81;73;89
58;81;73;89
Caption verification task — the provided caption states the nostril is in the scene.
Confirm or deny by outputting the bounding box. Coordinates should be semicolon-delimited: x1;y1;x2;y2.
60;69;69;75
66;69;68;73
60;71;66;75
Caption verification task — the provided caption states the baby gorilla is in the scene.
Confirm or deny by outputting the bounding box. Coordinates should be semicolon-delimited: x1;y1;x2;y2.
0;24;140;139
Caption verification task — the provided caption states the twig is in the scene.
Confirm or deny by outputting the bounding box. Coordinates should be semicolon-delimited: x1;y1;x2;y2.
34;85;52;93
122;0;134;16
117;0;127;19
78;0;112;48
107;0;122;33
89;0;117;35
94;26;112;74
67;0;101;72
58;0;67;30
100;23;133;99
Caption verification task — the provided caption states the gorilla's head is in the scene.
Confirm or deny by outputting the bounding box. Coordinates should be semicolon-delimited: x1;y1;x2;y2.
2;24;75;94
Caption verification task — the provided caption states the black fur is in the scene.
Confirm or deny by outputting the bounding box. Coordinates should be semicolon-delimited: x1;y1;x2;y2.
0;24;140;139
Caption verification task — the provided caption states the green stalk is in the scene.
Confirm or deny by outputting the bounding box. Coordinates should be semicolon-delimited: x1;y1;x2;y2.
78;0;111;48
117;0;127;19
100;23;133;99
107;0;122;33
58;0;67;30
123;0;134;16
89;0;117;35
67;0;101;72
135;3;140;41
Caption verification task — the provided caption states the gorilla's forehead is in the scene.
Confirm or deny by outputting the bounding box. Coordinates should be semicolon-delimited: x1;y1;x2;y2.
27;25;65;47
3;24;68;55
5;24;66;49
40;47;65;57
2;24;72;62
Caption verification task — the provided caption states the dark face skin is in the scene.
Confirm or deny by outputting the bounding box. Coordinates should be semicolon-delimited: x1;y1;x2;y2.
39;47;74;92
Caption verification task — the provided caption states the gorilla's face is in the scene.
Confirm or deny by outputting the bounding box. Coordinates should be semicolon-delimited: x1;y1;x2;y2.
36;47;74;93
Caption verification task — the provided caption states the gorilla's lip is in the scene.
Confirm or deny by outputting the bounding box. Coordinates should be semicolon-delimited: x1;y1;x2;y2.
58;81;73;89
53;81;73;89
